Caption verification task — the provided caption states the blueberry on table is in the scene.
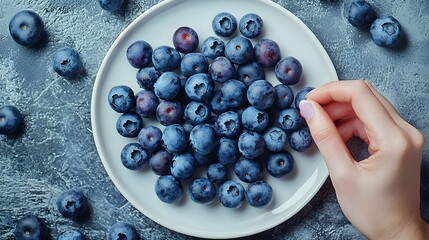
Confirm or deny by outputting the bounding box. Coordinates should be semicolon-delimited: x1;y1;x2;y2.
184;101;211;125
201;36;225;59
218;180;245;208
207;162;228;184
184;73;215;101
241;106;269;132
274;84;294;109
294;86;314;110
370;16;403;48
155;175;183;203
116;112;143;138
239;13;263;39
263;127;288;152
277;107;304;132
0;105;22;135
149;149;172;176
136;67;160;90
208;56;236;84
135;89;159;118
254;38;281;67
275;56;303;85
173;26;199;54
246;80;276;110
138;126;162;153
238;131;265;159
220;80;247;109
156;100;183;126
237;62;265;88
152;45;181;72
180;53;209;78
99;0;124;12
9;10;45;47
212;12;237;37
189;124;218;155
225;36;255;65
266;151;294;177
234;156;263;183
52;48;83;78
216;137;239;165
57;230;86;240
154;71;181;100
107;222;140;240
56;189;89;220
107;85;135;113
170;153;196;180
120;143;150;170
216;111;242;138
347;0;374;28
188;177;217;204
289;127;313;152
246;180;273;208
126;40;153;69
14;215;48;240
162;124;188;154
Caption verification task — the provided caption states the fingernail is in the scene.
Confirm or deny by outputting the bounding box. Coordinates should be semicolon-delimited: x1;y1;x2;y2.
299;100;313;120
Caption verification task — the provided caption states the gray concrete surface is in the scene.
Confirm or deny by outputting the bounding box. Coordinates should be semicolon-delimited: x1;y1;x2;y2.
0;0;428;239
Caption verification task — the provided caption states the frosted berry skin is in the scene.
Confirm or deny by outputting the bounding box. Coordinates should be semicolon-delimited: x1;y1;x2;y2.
9;10;45;47
216;137;239;165
149;149;173;176
107;222;140;240
126;40;153;69
347;0;374;28
234;157;263;183
225;36;255;65
237;62;265;88
246;80;276;110
155;175;183;203
208;56;236;84
154;71;181;100
212;12;237;37
135;89;159;118
218;180;245;208
57;230;86;240
238;131;265;159
13;215;48;240
56;189;89;220
184;73;215;101
275;56;303;85
173;26;199;54
136;67;160;90
0;105;22;135
120;143;150;170
263;127;288;152
278;107;304;132
52;48;83;78
370;16;403;48
239;13;263;39
208;90;229;115
184;101;211;125
246;180;273;207
290;127;314;152
156;100;183;126
99;0;124;12
138;126;162;153
216;111;242;138
201;36;225;59
189;124;218;155
116;113;143;138
207;162;228;184
266;151;294;177
254;38;281;68
188;177;217;204
241;106;269;132
220;80;247;109
170;153;196;180
152;45;181;72
108;85;135;113
274;84;294;109
180;53;209;78
162;124;188;154
294;86;314;110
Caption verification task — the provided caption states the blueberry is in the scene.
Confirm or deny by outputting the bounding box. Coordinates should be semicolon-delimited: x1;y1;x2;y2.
108;85;135;113
208;90;229;115
14;215;48;240
116;112;143;137
98;0;124;12
138;126;163;153
193;150;215;167
173;26;199;54
207;163;228;184
120;143;150;170
170;153;196;180
154;71;181;100
246;180;273;207
241;106;269;132
180;53;209;78
208;56;236;83
225;36;255;65
136;67;160;90
162;124;188;154
156;100;183;126
289;127;313;152
237;62;265;88
263;127;288;152
254;38;281;67
201;36;225;59
52;48;83;78
152;45;181;72
190;124;218;155
57;230;86;240
216;137;239;165
234;157;263;183
184;73;215;101
135;89;159;118
216;111;242;138
239;13;263;38
347;0;374;28
220;80;247;109
188;178;217;204
294;86;314;110
370;16;403;48
274;84;294;109
56;189;89;220
278;107;304;132
266;151;294;177
0;105;22;135
238;131;265;159
126;40;153;68
275;56;303;85
212;12;237;37
218;180;245;208
149;149;172;175
155;175;183;203
184;101;211;125
247;80;276;110
107;222;140;240
9;10;45;47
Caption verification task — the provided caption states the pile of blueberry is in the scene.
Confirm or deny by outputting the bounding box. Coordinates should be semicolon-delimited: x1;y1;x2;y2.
346;0;403;48
108;12;315;210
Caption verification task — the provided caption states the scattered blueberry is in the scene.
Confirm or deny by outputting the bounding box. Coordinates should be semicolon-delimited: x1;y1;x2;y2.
108;85;135;113
116;112;143;137
289;127;313;152
173;26;199;54
184;73;215;101
370;16;403;48
216;137;239;165
136;67;161;90
294;86;314;110
9;10;45;47
201;36;225;59
170;153;196;180
347;0;374;28
254;38;281;67
152;45;181;72
238;131;265;159
241;106;269;132
154;71;181;100
107;222;140;240
277;107;304;132
212;12;237;37
274;84;294;109
135;89;159;118
57;230;86;240
225;36;255;65
208;56;236;84
216;111;242;138
156;100;183;126
120;143;150;170
162;124;188;154
180;53;209;78
239;13;263;39
218;180;245;208
247;80;276;110
207;163;228;184
266;151;294;178
184;101;211;125
189;124;218;155
155;175;183;203
220;80;247;109
0;105;22;135
14;215;48;240
56;189;89;220
149;149;172;175
126;40;153;68
52;47;83;78
246;180;273;207
263;127;288;152
188;178;217;204
275;56;303;85
99;0;124;12
237;62;265;87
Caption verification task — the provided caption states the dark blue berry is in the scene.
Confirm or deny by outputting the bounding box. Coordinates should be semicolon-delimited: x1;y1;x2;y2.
188;178;217;204
241;106;269;132
52;48;83;78
225;36;255;65
234;157;263;183
56;189;89;220
347;0;374;28
14;215;48;240
246;180;273;207
154;71;181;100
189;124;218;155
220;80;247;109
266;151;294;177
207;163;228;184
107;85;135;113
173;26;199;54
180;53;209;78
116;112;143;137
184;73;215;101
239;13;263;39
184;101;211;125
216;137;239;165
216;111;242;138
274;84;294;109
170;153;196;180
9;10;45;47
201;36;225;59
247;80;276;110
370;16;403;48
156;100;183;126
136;67;160;90
162;124;188;154
107;222;140;240
237;62;265;88
238;131;265;159
295;86;314;110
212;12;237;37
263;127;288;152
278;107;304;132
126;40;153;68
208;56;236;84
57;230;86;240
275;56;303;85
208;90;229;115
254;39;281;67
120;143;150;170
99;0;124;12
149;149;172;175
0;105;22;135
154;175;183;203
135;89;159;118
218;180;245;208
152;45;181;72
289;127;313;152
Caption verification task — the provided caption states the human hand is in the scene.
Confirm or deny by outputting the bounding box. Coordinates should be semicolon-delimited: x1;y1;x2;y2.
298;80;428;239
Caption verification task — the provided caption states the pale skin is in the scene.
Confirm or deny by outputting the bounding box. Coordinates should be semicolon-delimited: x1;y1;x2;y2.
298;80;429;239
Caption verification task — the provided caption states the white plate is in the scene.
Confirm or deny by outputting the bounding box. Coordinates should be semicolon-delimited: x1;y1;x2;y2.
91;0;337;238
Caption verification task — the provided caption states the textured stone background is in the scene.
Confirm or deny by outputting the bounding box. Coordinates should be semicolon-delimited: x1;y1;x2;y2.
0;0;428;239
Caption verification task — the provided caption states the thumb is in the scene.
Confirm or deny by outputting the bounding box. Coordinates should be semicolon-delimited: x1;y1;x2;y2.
299;100;355;179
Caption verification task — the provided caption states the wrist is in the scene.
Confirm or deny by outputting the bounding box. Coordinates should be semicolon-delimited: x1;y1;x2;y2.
375;219;429;240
